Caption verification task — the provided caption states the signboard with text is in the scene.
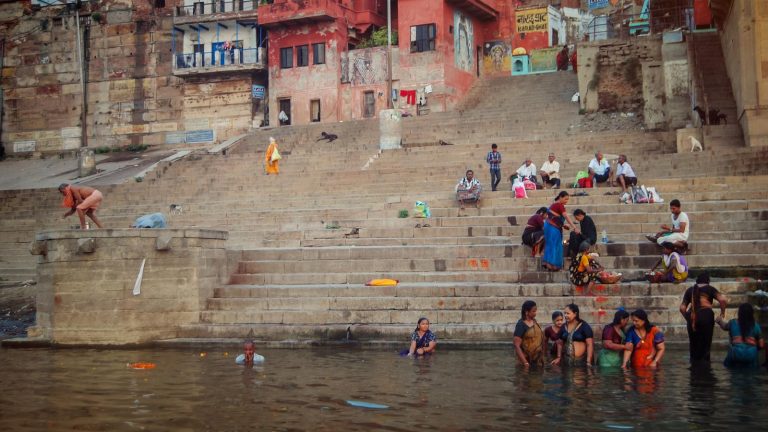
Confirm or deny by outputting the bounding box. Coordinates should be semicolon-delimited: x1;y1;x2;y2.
588;0;610;10
515;8;548;33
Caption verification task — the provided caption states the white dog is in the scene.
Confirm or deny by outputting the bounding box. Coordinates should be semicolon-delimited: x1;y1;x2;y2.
169;204;183;215
689;136;703;152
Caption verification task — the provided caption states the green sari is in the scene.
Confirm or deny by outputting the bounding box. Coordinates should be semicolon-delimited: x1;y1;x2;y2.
598;324;626;367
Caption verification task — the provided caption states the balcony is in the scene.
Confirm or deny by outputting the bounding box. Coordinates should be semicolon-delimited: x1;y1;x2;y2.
173;47;266;76
445;0;499;21
174;0;260;25
257;0;344;27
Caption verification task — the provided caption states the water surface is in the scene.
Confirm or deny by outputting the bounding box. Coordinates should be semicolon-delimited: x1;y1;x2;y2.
1;347;765;431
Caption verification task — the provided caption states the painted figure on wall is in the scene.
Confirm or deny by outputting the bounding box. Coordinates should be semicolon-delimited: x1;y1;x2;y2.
454;11;474;72
483;41;511;73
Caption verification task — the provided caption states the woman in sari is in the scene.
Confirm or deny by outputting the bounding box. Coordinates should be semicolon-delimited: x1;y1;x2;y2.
717;303;764;368
522;207;547;256
552;304;594;366
405;317;437;356
648;242;688;283
598;309;630;367
544;311;564;359
568;242;604;292
513;300;546;367
622;309;665;369
265;137;280;175
543;191;579;271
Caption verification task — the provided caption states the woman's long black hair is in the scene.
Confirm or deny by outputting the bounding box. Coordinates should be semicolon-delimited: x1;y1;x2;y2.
612;309;629;326
565;303;582;322
737;303;755;340
521;300;537;320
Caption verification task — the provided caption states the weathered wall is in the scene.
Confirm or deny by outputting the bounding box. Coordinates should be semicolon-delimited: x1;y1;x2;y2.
661;40;690;129
0;1;260;155
28;229;227;345
720;0;768;147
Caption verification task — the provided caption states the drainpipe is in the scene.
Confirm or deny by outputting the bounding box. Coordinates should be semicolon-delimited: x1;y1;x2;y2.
75;9;87;147
386;0;393;109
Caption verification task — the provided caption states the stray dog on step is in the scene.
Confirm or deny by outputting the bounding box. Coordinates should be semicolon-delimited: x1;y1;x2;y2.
688;136;703;152
169;204;183;215
693;106;728;125
316;132;338;143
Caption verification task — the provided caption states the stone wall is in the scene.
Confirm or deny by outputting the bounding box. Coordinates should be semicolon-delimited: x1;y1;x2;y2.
28;229;227;345
0;1;262;156
720;0;768;147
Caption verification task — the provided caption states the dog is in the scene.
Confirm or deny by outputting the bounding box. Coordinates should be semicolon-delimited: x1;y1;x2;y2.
693;106;728;126
169;204;183;215
688;136;703;152
316;132;338;143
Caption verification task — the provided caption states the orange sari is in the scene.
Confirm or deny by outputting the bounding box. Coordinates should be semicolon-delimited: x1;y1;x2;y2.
265;142;279;174
628;326;664;368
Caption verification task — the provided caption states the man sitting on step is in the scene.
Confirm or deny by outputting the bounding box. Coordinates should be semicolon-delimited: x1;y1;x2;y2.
455;169;482;211
614;154;638;192
588;151;611;187
646;199;690;251
539;153;561;189
516;158;538;185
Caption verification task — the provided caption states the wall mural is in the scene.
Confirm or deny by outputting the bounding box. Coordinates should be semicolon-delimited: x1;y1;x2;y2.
483;40;511;74
453;11;474;72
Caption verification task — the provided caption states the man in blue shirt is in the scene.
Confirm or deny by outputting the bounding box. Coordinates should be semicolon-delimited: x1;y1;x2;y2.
486;143;502;192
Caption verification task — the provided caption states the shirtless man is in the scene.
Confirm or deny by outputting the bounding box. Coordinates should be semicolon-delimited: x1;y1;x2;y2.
58;183;104;229
679;272;727;365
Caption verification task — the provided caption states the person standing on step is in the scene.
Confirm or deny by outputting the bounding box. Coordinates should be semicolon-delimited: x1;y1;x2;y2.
59;183;104;229
542;191;579;272
455;169;482;211
486;143;502;192
568;209;597;258
679;272;728;366
588;151;611;187
513;300;546;368
646;199;689;250
265;137;280;175
556;45;569;71
613;154;637;192
539;153;561;189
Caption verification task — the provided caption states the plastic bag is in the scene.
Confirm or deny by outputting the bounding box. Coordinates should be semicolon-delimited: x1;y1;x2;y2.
646;186;663;203
573;170;589;188
513;178;527;199
414;201;431;218
523;179;537;190
619;192;632;204
131;212;167;228
270;147;282;162
632;185;648;203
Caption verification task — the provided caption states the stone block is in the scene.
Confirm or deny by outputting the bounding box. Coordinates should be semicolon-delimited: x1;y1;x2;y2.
77;238;96;254
155;233;173;251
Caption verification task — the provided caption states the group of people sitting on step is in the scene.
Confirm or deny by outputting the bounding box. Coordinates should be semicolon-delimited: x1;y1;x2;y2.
455;146;640;210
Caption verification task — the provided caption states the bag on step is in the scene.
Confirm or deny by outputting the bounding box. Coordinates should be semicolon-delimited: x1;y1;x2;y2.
513;178;528;199
631;185;649;203
646;186;663;203
578;177;593;189
523;179;537;190
414;201;431;218
619;191;632;204
573;170;589;188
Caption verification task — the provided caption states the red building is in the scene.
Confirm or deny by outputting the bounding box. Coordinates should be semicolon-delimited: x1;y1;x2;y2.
259;0;578;126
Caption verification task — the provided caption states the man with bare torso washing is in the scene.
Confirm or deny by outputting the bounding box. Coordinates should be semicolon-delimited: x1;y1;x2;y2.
58;183;104;229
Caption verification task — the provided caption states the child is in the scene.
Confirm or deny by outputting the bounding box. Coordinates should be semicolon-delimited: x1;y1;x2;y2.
544;311;564;359
235;340;265;365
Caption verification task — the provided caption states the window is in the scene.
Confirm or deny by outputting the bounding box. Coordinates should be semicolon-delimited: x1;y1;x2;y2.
313;43;325;65
280;47;293;69
310;99;321;122
297;45;309;67
410;24;436;53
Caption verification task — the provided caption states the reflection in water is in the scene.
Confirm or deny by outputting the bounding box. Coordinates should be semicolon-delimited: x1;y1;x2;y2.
0;347;766;431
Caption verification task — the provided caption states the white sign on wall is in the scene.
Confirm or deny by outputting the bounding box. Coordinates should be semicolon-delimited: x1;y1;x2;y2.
13;140;36;152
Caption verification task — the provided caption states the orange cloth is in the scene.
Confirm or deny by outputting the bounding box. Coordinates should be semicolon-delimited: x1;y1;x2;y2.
61;186;75;208
631;326;662;368
265;142;279;174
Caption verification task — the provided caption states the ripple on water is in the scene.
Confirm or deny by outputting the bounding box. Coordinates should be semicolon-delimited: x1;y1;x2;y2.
0;347;767;431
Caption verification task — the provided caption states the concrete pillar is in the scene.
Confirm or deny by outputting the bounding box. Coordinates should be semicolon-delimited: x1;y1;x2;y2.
78;147;96;177
379;109;402;150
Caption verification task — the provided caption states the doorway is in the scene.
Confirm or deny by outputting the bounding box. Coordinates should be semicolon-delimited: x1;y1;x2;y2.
476;46;481;77
278;98;291;126
310;99;321;123
363;91;375;118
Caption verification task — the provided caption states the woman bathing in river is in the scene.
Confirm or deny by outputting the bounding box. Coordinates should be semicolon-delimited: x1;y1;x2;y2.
552;304;594;366
513;300;546;367
406;317;437;356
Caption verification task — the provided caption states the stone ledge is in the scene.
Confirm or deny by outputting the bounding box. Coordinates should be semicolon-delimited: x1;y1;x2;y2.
34;228;228;241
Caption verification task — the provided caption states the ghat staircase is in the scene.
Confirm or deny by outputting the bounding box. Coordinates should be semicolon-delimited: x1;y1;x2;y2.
1;70;768;343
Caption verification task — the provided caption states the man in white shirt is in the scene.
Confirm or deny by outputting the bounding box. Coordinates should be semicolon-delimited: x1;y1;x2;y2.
539;153;561;189
588;151;611;187
646;199;690;248
516;158;537;184
614;154;637;192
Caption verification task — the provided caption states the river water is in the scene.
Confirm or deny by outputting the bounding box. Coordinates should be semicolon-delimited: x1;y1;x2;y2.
0;346;765;431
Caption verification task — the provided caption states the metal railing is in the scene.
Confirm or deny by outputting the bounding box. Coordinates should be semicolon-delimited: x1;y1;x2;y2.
174;47;264;70
584;4;692;41
175;0;259;17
